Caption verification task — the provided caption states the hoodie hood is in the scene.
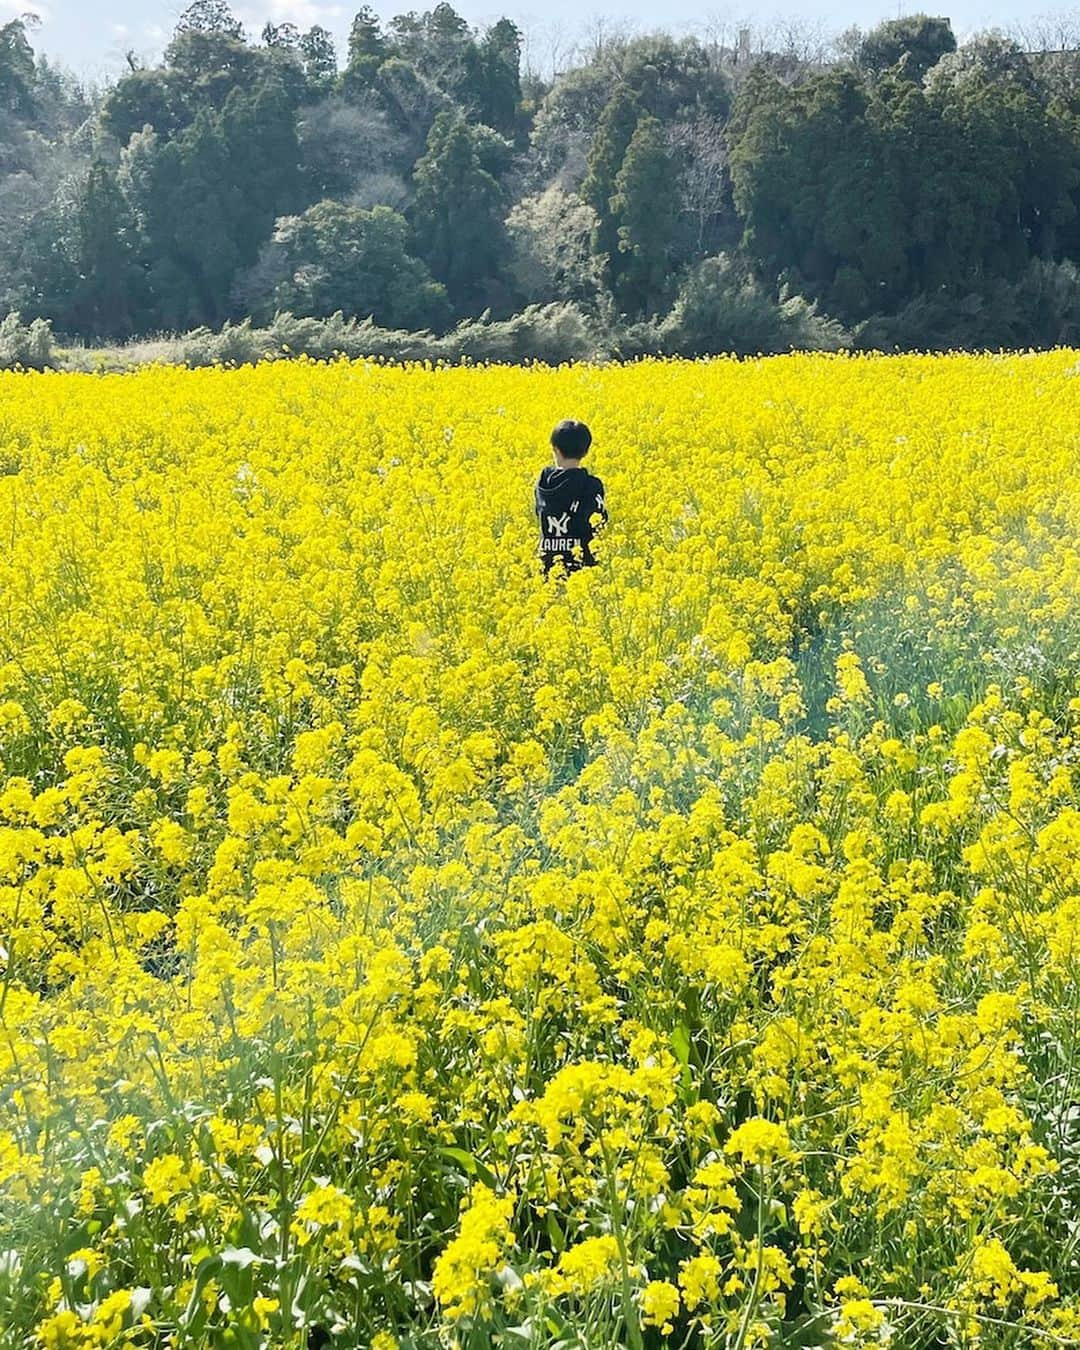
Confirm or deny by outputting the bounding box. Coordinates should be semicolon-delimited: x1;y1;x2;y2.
536;466;589;515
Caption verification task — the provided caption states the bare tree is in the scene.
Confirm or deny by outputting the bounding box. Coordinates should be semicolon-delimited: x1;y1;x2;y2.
576;14;638;67
518;16;574;82
667;115;731;259
770;14;835;66
1010;8;1080;53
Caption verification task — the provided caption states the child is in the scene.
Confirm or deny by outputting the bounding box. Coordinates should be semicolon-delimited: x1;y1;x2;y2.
536;419;607;575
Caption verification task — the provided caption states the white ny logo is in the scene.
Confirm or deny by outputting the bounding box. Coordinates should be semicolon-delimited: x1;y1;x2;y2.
547;513;571;537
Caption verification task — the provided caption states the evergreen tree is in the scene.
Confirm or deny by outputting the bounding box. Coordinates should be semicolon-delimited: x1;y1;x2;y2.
411;110;504;308
102;68;190;144
70;162;142;337
300;27;338;93
221;80;301;263
122;115;242;328
174;0;243;38
854;15;956;82
479;19;521;136
344;7;391;99
174;111;243;324
165;2;260;108
349;6;390;65
728;68;891;318
0;18;36;115
581;84;641;277
610;114;678;314
118;127;186;328
385;5;496;118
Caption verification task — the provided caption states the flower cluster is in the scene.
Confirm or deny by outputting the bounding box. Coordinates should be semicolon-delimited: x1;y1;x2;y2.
0;351;1078;1347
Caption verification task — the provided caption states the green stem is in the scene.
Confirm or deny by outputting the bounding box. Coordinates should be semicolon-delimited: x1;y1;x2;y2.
732;1166;769;1350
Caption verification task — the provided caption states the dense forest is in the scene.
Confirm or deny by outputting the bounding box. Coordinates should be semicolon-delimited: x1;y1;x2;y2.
1;0;1079;362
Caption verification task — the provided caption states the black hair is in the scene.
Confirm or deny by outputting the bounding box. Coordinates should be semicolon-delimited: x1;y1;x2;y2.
550;419;592;459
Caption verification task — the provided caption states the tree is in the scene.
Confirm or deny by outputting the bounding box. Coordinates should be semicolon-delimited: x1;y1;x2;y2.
262;22;301;51
170;112;243;324
411;110;505;308
220;80;302;263
101;69;190;144
344;5;390;97
174;1;243;39
373;59;453;168
263;22;337;96
667;115;735;262
243;200;448;329
391;4;471;91
28;57;92;140
854;15;956;82
610;114;679;313
105;74;300;328
924;34;1039;94
349;6;390;67
581;84;641;271
478;19;521;136
300;28;338;93
728;67;906;318
0;18;37;116
728;53;1080;324
923;53;1079;272
531;34;730;181
119;114;243;329
506;187;604;306
376;4;522;129
297;95;406;203
165;4;264;110
165;31;262;104
69;162;142;337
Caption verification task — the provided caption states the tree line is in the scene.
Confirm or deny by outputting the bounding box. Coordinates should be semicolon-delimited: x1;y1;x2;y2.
1;0;1079;358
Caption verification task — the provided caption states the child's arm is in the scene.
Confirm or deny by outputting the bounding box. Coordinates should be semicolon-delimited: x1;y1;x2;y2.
591;478;608;529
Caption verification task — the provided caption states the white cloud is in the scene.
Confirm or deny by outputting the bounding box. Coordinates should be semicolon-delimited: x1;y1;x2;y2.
111;22;130;38
1;1;51;20
237;0;346;29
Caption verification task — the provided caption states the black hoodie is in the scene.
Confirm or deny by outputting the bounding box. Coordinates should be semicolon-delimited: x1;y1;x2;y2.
535;465;607;572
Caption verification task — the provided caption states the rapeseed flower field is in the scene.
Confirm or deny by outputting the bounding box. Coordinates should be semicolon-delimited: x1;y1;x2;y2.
0;352;1079;1349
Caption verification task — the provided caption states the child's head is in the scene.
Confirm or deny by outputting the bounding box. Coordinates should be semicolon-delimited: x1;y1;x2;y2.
551;419;592;465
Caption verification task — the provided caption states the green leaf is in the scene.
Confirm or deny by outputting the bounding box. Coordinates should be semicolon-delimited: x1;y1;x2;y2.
545;1209;565;1253
438;1146;497;1188
181;1253;222;1331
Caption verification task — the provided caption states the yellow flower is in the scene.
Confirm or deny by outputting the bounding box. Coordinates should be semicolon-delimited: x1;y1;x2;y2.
292;1184;355;1246
834;1298;886;1340
640;1280;680;1334
546;1236;622;1297
431;1185;515;1321
142;1153;196;1207
725;1118;795;1166
679;1253;722;1311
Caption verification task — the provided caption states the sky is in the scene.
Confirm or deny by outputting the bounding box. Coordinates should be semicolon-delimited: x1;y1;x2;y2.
3;0;1076;83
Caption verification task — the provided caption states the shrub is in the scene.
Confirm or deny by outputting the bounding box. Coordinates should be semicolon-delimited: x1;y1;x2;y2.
658;255;849;357
0;312;55;370
855;260;1080;352
438;303;594;365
